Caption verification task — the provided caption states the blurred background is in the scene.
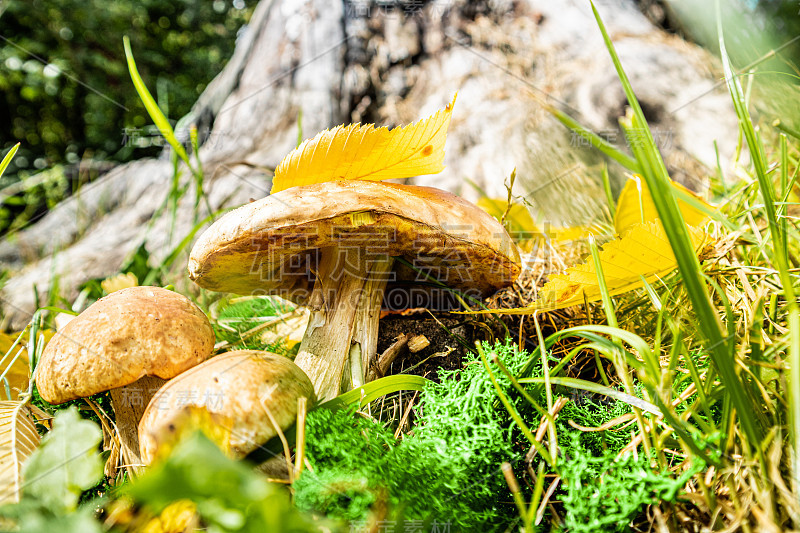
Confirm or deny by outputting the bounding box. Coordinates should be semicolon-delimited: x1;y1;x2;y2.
0;0;257;234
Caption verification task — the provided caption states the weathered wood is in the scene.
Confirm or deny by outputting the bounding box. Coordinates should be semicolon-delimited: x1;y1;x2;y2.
367;333;410;382
407;334;430;353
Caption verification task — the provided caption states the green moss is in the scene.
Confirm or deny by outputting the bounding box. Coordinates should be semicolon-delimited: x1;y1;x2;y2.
560;434;702;532
295;341;535;532
295;339;696;531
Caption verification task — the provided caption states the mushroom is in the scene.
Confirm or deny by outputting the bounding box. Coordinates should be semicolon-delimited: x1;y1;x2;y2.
138;350;315;464
188;180;520;401
35;286;215;469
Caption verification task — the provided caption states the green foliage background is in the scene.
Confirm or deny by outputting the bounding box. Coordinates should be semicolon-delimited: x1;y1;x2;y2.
0;0;255;231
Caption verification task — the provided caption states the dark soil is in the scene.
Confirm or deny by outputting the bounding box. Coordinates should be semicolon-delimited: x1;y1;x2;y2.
375;312;478;382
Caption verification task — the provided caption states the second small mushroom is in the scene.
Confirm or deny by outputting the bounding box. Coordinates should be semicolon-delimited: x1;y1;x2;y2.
138;350;315;464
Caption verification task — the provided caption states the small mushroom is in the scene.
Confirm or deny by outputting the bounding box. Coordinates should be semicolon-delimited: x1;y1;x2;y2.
138;350;315;464
35;286;215;470
188;180;520;401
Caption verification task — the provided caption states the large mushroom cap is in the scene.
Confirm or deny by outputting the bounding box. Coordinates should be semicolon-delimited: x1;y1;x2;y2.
35;286;215;404
188;180;521;301
138;350;315;463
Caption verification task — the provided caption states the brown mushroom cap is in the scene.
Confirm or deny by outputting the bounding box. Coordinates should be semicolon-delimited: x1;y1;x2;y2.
188;180;520;301
35;286;215;404
138;350;315;462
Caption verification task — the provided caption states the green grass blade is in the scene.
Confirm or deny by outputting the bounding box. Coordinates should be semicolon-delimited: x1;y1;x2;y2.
780;134;789;261
601;163;616;218
715;0;800;492
519;376;661;416
590;1;764;447
589;236;618;329
317;375;430;411
123;36;191;167
0;143;19;179
539;98;640;172
672;185;736;231
477;343;553;464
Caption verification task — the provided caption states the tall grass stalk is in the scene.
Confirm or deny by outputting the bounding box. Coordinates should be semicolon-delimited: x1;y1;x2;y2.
714;1;800;504
590;2;765;454
588;236;654;456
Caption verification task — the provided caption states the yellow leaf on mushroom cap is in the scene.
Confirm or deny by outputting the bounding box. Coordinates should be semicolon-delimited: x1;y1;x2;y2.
270;94;456;193
614;176;712;235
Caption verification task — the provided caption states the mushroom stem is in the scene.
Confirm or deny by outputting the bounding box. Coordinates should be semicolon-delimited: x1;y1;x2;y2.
294;248;394;401
109;375;166;473
295;246;369;401
345;254;394;391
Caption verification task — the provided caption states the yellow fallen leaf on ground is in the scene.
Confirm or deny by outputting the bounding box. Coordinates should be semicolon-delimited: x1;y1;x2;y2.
477;198;539;235
0;334;29;401
491;221;706;314
477;198;598;248
140;500;199;533
0;401;41;504
546;225;600;242
271;95;456;193
101;272;139;294
0;330;54;400
614;176;712;235
104;497;199;533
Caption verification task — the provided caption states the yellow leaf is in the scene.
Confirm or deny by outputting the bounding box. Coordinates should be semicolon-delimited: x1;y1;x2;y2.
0;330;53;400
487;221;706;314
476;198;600;250
146;405;233;465
270;95;456;193
547;225;601;242
614;176;712;235
477;198;539;235
0;401;41;503
0;334;28;401
140;500;199;533
259;308;310;350
101;272;139;294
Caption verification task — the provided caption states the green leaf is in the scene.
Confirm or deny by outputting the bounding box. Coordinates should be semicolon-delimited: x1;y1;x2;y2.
317;375;431;411
127;432;321;532
21;407;103;514
4;504;103;533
